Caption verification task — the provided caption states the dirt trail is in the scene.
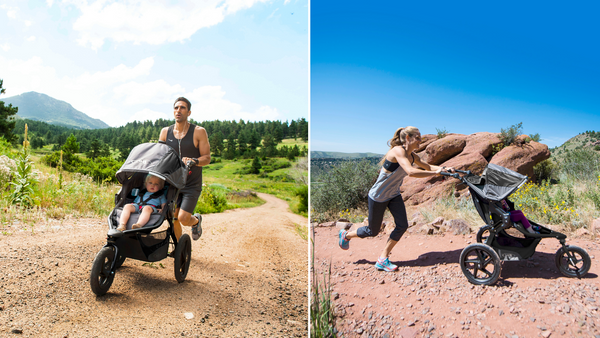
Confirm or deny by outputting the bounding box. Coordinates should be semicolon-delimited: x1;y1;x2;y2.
313;226;600;338
0;193;308;337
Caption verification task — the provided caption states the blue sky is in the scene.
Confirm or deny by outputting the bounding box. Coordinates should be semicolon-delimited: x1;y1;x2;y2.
1;0;308;127
311;1;600;153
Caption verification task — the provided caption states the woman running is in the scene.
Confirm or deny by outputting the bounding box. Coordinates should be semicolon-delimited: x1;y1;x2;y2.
339;126;454;271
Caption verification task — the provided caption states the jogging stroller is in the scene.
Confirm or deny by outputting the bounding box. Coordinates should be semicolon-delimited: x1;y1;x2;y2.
442;163;591;285
90;142;194;296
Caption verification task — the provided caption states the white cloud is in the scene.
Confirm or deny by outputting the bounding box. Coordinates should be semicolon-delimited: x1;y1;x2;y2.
69;0;270;50
186;86;279;121
127;108;170;123
114;80;185;105
0;55;278;126
7;10;16;19
27;36;36;42
284;0;291;4
268;8;279;19
24;20;32;27
0;43;10;51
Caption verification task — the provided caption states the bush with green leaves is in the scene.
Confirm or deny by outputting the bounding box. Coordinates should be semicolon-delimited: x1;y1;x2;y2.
311;159;378;222
533;159;557;182
436;127;449;139
295;184;308;213
499;122;523;146
558;149;600;181
194;184;228;214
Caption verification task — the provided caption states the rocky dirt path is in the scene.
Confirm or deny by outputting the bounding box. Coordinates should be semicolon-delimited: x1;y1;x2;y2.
0;193;308;337
313;226;600;338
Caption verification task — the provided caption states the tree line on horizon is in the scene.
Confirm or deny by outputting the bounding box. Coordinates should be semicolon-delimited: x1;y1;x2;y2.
10;117;308;160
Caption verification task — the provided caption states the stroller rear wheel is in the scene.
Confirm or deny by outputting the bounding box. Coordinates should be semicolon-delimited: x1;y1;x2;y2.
476;225;493;244
90;247;116;296
174;234;192;283
460;243;501;285
555;245;591;278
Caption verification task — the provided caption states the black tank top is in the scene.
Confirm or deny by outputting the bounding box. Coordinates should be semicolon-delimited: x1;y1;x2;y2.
166;124;202;192
382;152;414;172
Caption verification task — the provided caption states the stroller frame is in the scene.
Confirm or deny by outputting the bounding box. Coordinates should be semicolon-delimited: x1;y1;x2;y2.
90;142;195;296
443;164;591;285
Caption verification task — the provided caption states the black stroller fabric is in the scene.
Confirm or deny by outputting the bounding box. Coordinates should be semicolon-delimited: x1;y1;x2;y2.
465;163;528;201
116;142;187;190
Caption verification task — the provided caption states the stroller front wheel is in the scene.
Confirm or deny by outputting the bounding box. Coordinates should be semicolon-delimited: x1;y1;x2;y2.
90;247;116;296
460;243;502;286
555;245;591;278
174;234;192;283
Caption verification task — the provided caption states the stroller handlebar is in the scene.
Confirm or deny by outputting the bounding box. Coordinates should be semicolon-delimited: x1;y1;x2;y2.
440;169;471;179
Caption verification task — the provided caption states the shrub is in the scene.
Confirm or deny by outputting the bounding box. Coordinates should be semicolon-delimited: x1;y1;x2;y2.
194;185;228;214
533;159;557;183
295;184;308;213
436;127;449;139
499;122;523;146
558;149;600;181
528;133;541;142
310;159;378;222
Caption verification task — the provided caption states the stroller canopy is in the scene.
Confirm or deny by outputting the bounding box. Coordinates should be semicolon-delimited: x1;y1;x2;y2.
464;163;528;201
116;142;187;189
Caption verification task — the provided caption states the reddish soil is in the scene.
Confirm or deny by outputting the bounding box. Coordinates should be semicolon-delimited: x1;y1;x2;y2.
0;193;308;337
313;225;600;338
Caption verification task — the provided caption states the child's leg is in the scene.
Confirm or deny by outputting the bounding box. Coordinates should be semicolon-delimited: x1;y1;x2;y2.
133;206;154;228
118;204;136;230
510;210;533;229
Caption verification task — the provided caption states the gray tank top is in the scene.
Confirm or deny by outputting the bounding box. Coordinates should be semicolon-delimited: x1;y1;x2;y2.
166;124;202;192
368;153;413;202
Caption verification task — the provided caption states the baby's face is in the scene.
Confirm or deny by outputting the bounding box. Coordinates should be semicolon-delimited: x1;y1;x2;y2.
146;177;163;193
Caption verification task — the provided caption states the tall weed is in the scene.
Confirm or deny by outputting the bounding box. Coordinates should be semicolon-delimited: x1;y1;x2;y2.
310;230;336;338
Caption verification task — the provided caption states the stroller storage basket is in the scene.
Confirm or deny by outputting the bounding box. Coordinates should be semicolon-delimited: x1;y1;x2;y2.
116;229;170;262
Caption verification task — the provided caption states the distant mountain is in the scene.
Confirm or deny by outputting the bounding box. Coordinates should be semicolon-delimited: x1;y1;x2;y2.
311;151;383;159
2;92;109;129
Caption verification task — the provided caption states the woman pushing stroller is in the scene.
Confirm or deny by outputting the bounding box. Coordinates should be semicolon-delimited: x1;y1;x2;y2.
339;126;455;271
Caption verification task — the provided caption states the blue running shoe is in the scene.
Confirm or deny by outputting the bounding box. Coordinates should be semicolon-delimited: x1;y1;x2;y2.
338;229;350;250
191;213;202;240
375;257;398;272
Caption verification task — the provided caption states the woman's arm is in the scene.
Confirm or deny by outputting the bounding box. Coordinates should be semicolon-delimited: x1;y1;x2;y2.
391;147;442;178
413;152;455;173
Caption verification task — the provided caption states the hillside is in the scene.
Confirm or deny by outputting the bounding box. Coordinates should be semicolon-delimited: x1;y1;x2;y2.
550;131;600;162
3;91;109;129
311;150;383;159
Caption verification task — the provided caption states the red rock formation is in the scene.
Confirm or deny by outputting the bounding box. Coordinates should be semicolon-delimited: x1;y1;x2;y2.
400;132;549;206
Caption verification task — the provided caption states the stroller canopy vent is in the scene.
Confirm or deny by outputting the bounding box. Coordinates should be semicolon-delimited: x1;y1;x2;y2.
116;142;187;189
466;163;528;201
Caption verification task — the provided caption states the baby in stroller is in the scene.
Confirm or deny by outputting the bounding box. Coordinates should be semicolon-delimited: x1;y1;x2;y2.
117;173;167;231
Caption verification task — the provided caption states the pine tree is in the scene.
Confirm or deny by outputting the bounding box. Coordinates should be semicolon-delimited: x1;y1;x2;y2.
0;79;18;143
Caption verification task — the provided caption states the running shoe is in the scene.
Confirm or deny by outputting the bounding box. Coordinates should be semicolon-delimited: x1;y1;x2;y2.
191;213;203;240
375;257;398;272
338;229;350;250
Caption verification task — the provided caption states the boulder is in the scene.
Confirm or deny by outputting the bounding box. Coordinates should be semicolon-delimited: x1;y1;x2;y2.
445;219;472;235
415;134;438;153
592;218;600;235
402;133;501;206
423;134;467;165
490;137;551;181
400;132;551;206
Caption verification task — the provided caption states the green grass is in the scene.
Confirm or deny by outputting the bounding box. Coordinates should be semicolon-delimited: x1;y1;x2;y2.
278;138;308;149
203;157;308;216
